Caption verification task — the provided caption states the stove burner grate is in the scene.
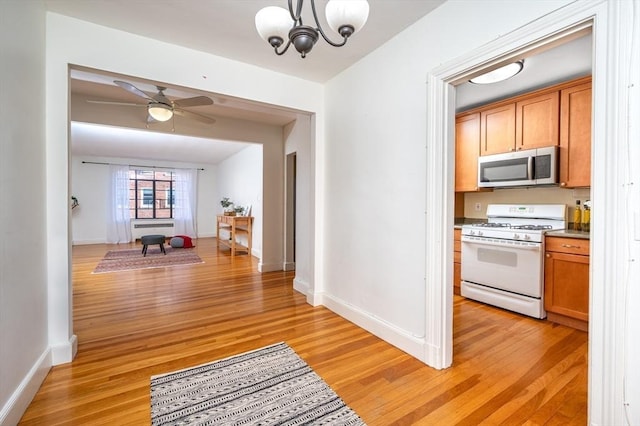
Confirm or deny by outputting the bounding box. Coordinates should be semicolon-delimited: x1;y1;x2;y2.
472;222;511;228
510;224;553;231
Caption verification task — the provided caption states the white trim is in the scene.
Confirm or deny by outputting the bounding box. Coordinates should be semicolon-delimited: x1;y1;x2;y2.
50;334;78;365
320;293;427;362
283;262;296;271
0;348;52;425
425;0;634;424
292;276;309;294
257;261;283;272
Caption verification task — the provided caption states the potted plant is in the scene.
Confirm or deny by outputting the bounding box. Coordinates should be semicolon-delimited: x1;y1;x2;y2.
233;205;245;216
220;197;235;216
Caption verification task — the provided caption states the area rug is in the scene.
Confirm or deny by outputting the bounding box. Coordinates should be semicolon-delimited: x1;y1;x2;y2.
150;342;366;426
92;247;203;274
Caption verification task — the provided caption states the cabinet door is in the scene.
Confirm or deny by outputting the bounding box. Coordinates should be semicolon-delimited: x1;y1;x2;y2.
560;81;592;188
455;113;481;192
515;91;559;150
544;251;589;321
480;103;515;155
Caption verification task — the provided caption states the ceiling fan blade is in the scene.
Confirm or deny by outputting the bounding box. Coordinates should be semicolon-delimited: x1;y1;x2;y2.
87;100;147;107
114;80;154;101
173;96;213;108
174;108;216;124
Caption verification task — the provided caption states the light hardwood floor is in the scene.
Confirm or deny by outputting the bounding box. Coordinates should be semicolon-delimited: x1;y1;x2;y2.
19;238;588;425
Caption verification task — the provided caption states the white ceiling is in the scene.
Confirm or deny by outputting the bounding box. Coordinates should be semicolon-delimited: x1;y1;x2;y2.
45;0;446;83
54;1;592;165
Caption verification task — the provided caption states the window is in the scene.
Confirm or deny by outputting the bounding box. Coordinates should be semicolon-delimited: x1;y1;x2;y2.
129;170;175;219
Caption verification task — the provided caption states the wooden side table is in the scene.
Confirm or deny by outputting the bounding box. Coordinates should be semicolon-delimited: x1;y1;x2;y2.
216;215;253;256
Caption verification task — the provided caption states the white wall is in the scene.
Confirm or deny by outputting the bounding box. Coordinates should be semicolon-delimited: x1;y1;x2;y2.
216;145;263;257
321;0;575;353
70;156;219;244
285;114;314;295
0;1;52;424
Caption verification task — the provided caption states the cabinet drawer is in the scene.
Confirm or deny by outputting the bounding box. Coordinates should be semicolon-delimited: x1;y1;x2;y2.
545;236;589;256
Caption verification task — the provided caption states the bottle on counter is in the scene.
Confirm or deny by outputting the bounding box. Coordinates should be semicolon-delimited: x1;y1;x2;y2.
573;200;582;231
582;200;590;233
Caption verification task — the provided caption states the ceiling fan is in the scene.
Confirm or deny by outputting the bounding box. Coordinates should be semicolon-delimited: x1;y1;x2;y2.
88;80;216;124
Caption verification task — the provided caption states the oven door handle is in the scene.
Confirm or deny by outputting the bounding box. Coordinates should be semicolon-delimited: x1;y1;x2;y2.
461;238;541;251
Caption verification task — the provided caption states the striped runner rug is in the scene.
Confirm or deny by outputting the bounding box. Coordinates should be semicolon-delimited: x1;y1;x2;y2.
150;342;366;425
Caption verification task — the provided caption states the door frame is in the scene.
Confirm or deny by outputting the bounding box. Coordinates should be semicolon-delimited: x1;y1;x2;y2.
424;1;634;423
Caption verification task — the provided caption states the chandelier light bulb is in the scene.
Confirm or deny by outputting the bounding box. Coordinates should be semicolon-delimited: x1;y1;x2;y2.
325;0;369;36
255;6;291;48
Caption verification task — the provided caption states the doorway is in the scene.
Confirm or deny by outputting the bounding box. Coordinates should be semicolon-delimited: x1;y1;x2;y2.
284;152;297;271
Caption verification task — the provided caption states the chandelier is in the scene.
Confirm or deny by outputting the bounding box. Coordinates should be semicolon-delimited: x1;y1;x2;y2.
255;0;370;58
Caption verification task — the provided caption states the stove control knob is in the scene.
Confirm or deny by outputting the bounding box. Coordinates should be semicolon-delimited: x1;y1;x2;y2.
478;231;483;236
523;234;531;241
513;233;520;240
469;230;475;236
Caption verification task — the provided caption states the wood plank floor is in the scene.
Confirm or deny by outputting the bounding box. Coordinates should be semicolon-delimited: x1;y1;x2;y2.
19;238;588;425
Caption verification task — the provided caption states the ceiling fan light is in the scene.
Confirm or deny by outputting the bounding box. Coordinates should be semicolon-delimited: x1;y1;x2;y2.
470;60;525;85
325;0;370;35
148;103;173;122
255;6;291;44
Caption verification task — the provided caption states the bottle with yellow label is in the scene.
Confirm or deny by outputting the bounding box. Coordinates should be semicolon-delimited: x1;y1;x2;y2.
582;200;590;233
573;200;582;231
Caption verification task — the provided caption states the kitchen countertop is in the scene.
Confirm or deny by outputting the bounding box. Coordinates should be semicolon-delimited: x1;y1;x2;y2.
454;218;487;229
545;228;590;240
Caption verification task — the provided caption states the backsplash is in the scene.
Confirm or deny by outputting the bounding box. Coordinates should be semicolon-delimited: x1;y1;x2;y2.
462;186;591;220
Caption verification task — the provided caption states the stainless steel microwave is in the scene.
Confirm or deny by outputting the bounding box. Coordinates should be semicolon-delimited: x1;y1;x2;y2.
478;146;558;188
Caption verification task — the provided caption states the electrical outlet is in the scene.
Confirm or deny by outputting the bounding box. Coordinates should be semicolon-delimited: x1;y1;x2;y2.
474;203;482;212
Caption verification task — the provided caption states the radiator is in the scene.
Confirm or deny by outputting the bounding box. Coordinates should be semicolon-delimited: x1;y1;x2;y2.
131;222;174;240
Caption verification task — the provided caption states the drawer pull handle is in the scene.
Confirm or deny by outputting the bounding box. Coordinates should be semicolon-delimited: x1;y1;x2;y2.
561;244;581;249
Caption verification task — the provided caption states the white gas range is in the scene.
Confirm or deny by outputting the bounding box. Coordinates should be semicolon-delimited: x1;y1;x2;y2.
461;204;567;319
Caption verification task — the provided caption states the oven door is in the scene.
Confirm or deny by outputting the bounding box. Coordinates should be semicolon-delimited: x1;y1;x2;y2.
461;236;543;298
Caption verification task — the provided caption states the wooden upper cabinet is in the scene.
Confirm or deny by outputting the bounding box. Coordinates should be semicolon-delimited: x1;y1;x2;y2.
455;113;481;192
559;80;592;188
515;91;559;150
480;103;515;156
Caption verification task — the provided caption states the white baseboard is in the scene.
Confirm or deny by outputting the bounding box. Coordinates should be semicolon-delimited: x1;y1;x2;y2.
258;262;282;272
319;293;428;364
72;238;105;245
0;348;52;426
283;262;296;271
50;334;78;365
292;277;309;297
196;232;216;238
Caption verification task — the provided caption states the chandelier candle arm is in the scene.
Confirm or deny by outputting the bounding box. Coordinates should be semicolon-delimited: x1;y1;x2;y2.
255;0;369;58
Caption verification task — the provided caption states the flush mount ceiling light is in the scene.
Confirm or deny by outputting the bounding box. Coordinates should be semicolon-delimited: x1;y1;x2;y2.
147;103;173;122
255;0;369;58
470;60;525;84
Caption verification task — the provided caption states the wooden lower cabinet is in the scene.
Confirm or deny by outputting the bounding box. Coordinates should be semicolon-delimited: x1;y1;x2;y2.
544;236;589;331
454;229;462;295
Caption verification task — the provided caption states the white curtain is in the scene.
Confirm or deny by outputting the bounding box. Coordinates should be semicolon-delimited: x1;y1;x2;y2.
173;168;197;237
106;165;132;243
